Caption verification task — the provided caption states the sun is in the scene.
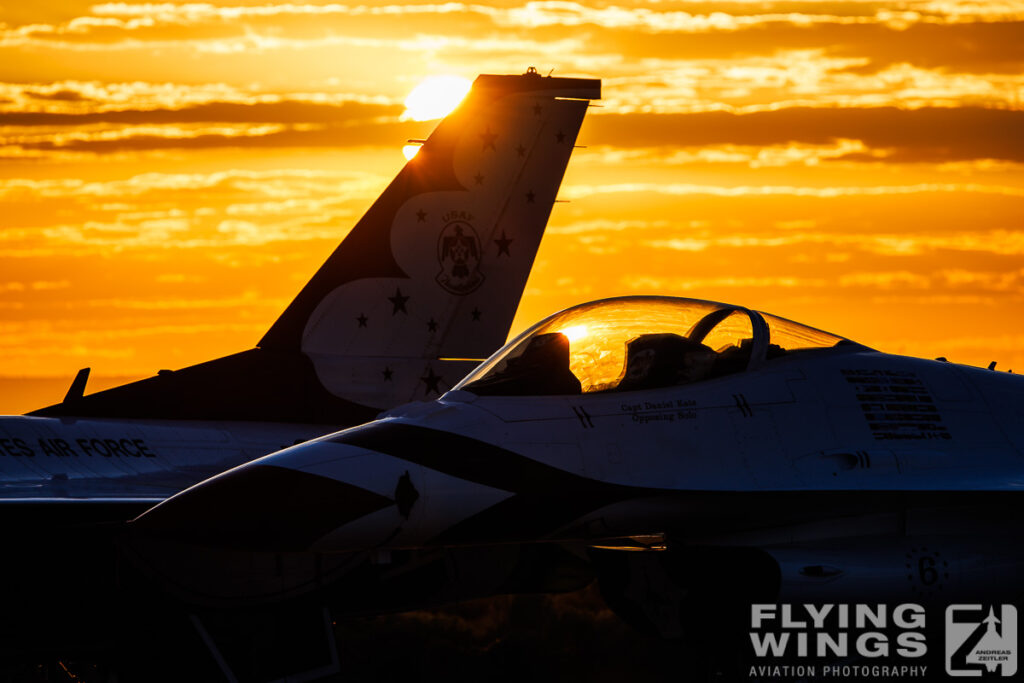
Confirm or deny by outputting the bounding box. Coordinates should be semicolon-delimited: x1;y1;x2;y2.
560;325;589;343
403;75;472;122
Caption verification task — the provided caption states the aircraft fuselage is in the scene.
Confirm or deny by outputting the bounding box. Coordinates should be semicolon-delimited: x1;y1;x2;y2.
129;341;1024;610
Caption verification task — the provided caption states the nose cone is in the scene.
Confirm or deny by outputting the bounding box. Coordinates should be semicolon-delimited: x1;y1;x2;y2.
133;461;394;552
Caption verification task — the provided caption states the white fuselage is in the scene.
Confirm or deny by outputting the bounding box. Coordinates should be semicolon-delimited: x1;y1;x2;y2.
124;343;1024;611
0;415;327;507
137;347;1024;552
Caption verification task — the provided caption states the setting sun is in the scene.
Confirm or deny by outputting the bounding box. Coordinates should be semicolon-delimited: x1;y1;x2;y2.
561;325;589;343
403;75;472;122
402;143;421;160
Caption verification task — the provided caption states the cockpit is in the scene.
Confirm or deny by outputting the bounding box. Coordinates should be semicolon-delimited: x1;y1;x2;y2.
456;296;858;396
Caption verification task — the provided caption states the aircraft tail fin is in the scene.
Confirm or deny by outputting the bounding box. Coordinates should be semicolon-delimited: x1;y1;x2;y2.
262;69;601;406
31;70;600;421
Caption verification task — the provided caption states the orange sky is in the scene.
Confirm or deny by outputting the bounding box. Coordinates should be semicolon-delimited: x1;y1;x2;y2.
1;1;1022;413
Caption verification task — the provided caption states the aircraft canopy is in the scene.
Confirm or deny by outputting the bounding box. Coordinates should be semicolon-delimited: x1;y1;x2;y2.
456;296;853;396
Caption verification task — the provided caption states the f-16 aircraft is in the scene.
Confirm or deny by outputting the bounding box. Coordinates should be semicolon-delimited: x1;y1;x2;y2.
135;295;1024;676
0;69;600;676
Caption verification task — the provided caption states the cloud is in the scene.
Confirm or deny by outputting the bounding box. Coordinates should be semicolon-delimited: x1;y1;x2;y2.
155;273;207;284
0;81;418;155
585;107;1024;162
838;270;932;288
0;168;379;198
0;321;266;345
81;293;288;311
54;2;1024;34
8;121;420;152
25;88;92;102
568;19;1024;74
0;80;399;111
643;229;1024;257
0;168;384;261
0;98;402;125
563;181;1024;199
1;3;1020;80
583;139;881;168
5;97;1019;160
621;275;828;290
598;57;1024;112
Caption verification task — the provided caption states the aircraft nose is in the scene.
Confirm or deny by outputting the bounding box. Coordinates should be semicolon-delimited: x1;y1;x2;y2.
132;457;395;552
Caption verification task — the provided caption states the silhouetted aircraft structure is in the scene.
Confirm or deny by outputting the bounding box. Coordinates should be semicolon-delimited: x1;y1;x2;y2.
137;295;1024;678
0;69;601;678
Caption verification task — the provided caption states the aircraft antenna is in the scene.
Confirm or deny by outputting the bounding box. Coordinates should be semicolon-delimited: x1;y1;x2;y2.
63;367;90;403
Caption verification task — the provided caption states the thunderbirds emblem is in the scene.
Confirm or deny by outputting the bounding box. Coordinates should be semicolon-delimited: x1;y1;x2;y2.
436;215;484;294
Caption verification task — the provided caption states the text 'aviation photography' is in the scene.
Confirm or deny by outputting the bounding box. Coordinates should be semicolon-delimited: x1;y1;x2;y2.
0;1;1021;682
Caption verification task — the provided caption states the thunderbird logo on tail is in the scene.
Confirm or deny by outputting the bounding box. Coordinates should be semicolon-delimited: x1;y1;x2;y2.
437;219;484;294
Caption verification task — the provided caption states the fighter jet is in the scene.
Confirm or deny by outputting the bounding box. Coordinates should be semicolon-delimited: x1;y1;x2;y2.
134;294;1024;675
1;69;600;510
0;69;600;675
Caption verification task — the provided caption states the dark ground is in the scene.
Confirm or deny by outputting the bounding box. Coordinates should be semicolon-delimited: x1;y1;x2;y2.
7;585;959;683
10;584;693;683
332;584;688;683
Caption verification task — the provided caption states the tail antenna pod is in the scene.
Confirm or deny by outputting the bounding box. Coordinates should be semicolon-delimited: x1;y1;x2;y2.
522;66;556;78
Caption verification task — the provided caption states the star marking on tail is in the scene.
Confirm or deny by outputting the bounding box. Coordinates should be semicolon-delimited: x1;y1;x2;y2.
381;367;393;381
471;307;482;322
494;231;513;257
420;367;443;395
480;127;497;151
356;313;368;328
388;288;409;315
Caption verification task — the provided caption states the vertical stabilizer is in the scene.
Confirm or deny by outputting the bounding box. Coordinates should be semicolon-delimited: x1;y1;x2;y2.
30;70;600;422
263;70;601;407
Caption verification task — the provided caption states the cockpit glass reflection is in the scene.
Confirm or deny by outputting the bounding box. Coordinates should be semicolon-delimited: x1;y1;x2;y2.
457;297;852;397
